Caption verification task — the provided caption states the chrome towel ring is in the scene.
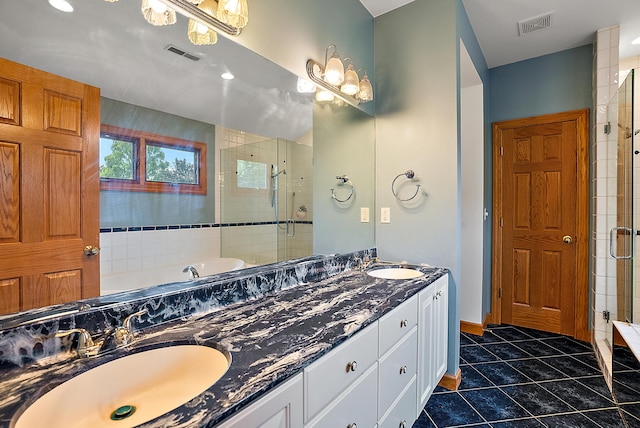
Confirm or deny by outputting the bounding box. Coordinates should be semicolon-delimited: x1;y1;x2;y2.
392;170;421;202
331;175;354;202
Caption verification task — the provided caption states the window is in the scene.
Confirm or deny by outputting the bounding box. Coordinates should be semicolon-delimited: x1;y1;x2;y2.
236;159;268;189
99;125;207;194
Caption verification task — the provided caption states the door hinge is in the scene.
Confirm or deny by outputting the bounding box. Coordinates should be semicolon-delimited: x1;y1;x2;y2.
500;146;504;156
604;122;611;135
498;288;502;298
603;310;610;323
500;217;503;227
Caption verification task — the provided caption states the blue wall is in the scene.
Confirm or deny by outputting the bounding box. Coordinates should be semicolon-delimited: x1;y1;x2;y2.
490;45;593;123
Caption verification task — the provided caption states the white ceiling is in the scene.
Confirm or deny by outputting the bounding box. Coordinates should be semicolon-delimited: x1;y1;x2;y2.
462;0;640;68
360;0;640;69
358;0;414;17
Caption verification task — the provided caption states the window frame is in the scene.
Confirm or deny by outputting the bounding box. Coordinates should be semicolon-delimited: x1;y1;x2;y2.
99;125;207;195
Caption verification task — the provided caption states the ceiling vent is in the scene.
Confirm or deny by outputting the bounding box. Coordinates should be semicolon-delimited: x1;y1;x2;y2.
164;44;201;61
518;12;553;36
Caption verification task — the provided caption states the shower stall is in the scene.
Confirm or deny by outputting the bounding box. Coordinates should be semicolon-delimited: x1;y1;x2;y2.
610;68;639;329
219;137;313;265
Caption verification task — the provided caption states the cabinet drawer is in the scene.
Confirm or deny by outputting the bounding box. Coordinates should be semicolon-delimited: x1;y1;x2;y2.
305;362;378;428
215;374;303;428
378;378;417;428
378;328;417;417
379;294;417;357
304;322;378;423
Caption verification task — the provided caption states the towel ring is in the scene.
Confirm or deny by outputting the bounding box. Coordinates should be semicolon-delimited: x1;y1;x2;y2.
392;170;421;202
332;175;354;202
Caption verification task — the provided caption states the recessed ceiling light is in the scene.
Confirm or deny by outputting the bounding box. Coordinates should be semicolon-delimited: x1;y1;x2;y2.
633;36;640;45
221;72;235;80
48;0;74;12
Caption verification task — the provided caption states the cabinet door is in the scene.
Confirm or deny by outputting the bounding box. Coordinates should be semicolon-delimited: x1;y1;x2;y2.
432;279;448;382
216;374;303;428
416;285;435;414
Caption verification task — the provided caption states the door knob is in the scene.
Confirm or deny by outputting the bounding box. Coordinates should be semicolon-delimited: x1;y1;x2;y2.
562;235;573;244
84;245;100;256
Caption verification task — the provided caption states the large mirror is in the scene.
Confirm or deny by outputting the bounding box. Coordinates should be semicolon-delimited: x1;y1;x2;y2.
0;0;374;317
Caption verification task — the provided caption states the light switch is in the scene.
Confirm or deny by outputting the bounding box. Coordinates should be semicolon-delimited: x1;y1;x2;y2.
360;207;370;223
381;207;390;224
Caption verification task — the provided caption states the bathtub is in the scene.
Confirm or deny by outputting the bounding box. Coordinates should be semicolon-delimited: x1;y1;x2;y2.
100;258;246;296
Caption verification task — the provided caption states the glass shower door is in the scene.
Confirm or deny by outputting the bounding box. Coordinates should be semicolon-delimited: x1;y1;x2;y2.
612;69;634;323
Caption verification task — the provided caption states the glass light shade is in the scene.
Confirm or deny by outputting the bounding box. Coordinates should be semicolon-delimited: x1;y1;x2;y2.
358;72;373;102
185;0;204;3
341;64;359;96
187;0;218;45
216;0;248;28
315;89;334;102
324;53;344;86
141;0;177;25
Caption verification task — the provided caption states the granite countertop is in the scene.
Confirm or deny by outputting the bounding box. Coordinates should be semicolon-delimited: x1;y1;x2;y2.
0;264;448;427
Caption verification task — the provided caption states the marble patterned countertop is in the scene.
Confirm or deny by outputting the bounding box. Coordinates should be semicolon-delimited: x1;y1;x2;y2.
0;263;448;427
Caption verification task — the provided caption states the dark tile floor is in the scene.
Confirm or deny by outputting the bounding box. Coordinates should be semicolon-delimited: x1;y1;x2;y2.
413;324;640;428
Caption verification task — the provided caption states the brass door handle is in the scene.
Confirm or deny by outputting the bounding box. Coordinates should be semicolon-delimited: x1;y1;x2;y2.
562;235;573;244
84;245;100;256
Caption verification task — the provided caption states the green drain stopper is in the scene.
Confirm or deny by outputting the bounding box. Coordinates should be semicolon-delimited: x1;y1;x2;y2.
110;405;136;421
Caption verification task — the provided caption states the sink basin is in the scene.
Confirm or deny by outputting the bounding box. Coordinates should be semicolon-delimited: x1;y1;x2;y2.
367;267;424;280
14;344;231;428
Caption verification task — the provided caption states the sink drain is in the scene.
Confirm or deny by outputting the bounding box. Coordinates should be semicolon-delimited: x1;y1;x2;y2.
110;405;136;421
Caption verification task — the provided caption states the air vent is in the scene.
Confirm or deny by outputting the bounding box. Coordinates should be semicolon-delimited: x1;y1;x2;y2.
518;12;553;36
164;44;201;61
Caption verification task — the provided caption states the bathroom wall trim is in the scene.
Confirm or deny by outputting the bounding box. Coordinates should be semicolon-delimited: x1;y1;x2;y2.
99;221;313;233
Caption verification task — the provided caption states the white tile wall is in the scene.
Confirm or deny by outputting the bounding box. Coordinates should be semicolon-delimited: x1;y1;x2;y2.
100;227;221;276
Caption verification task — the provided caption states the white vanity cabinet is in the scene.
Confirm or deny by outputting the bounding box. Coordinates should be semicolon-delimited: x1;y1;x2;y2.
214;273;449;428
417;274;449;415
215;373;303;428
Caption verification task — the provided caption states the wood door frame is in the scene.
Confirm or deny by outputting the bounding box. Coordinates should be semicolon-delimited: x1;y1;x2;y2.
492;109;590;342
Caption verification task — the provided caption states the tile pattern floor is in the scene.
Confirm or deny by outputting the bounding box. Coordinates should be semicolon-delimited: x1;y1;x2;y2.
413;324;640;427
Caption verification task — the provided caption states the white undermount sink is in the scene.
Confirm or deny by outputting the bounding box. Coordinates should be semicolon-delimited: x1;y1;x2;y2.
14;344;231;428
367;267;424;280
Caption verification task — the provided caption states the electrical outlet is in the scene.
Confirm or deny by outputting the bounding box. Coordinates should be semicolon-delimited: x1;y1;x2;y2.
381;207;390;223
360;207;370;223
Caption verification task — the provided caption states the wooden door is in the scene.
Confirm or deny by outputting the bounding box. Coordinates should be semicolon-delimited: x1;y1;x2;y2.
0;58;100;315
492;109;589;339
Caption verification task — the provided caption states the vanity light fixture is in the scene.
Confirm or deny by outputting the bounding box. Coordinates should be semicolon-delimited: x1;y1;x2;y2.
358;69;373;102
306;45;374;107
106;0;244;38
340;60;360;96
141;0;177;25
187;0;218;45
323;45;344;86
217;0;249;29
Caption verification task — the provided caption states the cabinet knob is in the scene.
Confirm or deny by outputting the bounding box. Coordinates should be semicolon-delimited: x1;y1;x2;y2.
346;361;358;372
400;319;408;328
347;424;357;428
399;421;407;428
400;365;407;374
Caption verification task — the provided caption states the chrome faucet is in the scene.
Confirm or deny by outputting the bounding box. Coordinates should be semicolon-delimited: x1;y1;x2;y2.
55;309;148;357
183;265;200;279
